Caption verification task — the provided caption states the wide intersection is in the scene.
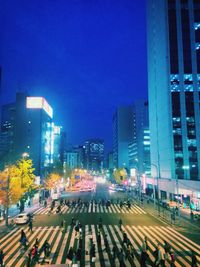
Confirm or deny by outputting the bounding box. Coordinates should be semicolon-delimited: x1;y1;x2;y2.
0;183;200;266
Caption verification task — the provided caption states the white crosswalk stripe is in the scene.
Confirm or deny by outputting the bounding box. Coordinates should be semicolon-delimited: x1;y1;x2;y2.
33;203;147;215
0;225;199;266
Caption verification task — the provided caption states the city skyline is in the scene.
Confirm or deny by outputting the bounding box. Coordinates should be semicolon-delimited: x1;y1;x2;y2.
0;0;147;150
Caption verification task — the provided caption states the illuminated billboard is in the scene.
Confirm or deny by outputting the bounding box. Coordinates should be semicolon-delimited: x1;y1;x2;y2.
26;97;53;118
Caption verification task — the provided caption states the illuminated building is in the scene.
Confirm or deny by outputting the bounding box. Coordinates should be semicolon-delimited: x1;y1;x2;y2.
0;92;54;178
128;100;150;175
85;139;104;172
112;106;133;169
147;0;200;207
64;151;79;169
52;124;63;163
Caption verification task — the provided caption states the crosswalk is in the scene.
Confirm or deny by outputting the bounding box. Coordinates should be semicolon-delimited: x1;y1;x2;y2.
33;203;147;215
0;224;199;267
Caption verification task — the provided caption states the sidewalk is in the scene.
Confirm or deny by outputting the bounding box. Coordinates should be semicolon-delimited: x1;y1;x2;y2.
0;202;40;231
138;198;200;231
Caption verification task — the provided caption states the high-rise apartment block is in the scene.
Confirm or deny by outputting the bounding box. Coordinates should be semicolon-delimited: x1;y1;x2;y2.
147;0;200;206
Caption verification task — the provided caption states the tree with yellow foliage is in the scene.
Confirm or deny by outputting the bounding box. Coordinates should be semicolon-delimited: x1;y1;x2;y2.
0;159;35;217
113;168;127;184
44;173;61;190
17;158;35;192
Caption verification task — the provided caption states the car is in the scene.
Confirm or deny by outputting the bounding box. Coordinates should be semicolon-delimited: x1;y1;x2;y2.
15;213;30;224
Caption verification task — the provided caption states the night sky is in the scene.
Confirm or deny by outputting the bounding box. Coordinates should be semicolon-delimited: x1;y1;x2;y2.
0;0;147;151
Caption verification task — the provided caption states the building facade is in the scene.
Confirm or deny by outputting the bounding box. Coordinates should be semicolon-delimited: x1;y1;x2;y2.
113;106;133;169
0;92;54;179
128;100;151;175
64;151;79;170
85;139;104;172
147;0;200;207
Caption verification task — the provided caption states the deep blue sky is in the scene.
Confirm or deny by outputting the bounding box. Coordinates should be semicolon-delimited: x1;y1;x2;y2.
0;0;147;151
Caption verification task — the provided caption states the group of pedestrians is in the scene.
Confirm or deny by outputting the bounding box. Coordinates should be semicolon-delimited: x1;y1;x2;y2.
66;221;83;266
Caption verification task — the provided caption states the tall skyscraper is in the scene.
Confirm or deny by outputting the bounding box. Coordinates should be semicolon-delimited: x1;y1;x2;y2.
0;92;54;179
147;0;200;204
85;139;104;172
113;106;133;169
128;100;150;175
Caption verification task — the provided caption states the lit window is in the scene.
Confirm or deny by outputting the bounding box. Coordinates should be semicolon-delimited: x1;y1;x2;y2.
187;139;197;146
194;23;200;30
143;141;150;145
196;43;200;50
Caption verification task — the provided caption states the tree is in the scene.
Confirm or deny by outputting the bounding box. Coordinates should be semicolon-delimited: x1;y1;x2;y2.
17;158;35;192
113;168;127;184
0;158;35;208
44;173;61;190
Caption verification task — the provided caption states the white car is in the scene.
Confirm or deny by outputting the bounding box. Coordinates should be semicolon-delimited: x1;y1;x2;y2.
15;213;30;224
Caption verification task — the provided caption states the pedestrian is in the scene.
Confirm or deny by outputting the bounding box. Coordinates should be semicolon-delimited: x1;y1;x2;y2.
169;248;175;267
98;217;102;230
76;247;82;263
112;246;117;261
126;242;132;260
64;220;68;233
86;233;92;255
142;236;149;252
104;234;109;252
26;251;32;267
90;243;96;263
0;250;4;267
29;219;33;233
41;239;50;261
155;244;165;267
20;230;28;250
191;251;198;267
34;238;39;249
71;217;75;226
79;237;83;249
60;220;64;231
119;218;122;230
163;240;171;260
140;250;149;267
97;230;101;245
75;223;80;239
119;249;125;267
31;245;38;263
123;231;128;244
130;243;135;260
66;247;74;266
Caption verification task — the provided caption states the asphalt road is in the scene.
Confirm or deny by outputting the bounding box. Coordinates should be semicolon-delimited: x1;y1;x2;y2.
33;183;165;227
1;182;200;267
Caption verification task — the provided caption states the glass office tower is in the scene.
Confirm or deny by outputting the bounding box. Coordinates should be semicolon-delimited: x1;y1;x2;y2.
147;0;200;205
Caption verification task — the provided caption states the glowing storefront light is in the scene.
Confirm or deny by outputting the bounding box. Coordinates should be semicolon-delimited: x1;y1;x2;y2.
26;97;53;118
